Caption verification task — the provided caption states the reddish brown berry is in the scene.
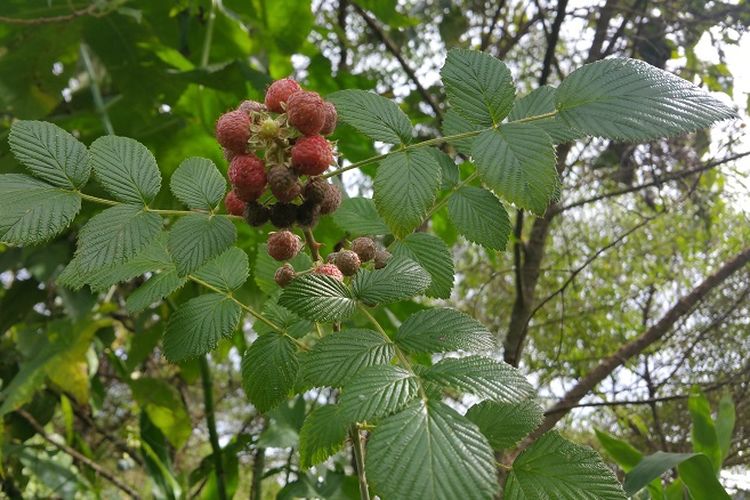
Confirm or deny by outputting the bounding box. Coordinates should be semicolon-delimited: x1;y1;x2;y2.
319;183;342;215
313;263;344;282
302;177;328;203
291;135;333;176
296;200;321;227
335;250;361;276
274;263;296;287
351;237;377;262
269;203;298;228
215;110;251;153
267;231;302;261
374;249;392;269
265;78;301;113
238;100;265;116
320;102;338;136
224;190;247;216
244;202;270;227
287;90;326;136
228;154;267;201
326;252;339;264
268;165;300;202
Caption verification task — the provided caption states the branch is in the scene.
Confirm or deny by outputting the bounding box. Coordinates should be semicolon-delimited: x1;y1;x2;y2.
0;3;109;25
553;151;750;214
538;0;569;86
534;246;750;436
200;356;227;500
350;2;443;119
17;409;141;499
350;427;371;500
480;0;507;51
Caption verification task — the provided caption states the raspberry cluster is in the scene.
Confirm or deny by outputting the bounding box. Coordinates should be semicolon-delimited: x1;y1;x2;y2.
272;236;392;288
217;78;342;229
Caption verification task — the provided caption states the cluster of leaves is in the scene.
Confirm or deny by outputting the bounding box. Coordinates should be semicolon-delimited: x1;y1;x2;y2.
0;45;735;499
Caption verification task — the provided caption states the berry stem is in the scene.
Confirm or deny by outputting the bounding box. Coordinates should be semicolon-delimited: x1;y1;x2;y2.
350;426;371;500
77;191;244;220
303;227;322;261
322;110;558;179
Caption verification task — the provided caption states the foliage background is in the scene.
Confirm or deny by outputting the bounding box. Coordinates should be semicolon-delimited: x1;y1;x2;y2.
0;0;748;497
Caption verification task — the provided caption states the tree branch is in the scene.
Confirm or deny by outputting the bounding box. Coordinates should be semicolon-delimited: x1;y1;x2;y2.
17;409;141;499
534;246;750;436
200;356;227;500
350;2;443;119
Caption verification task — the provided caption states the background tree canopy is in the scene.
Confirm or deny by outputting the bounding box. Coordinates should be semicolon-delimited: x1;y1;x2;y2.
1;0;748;498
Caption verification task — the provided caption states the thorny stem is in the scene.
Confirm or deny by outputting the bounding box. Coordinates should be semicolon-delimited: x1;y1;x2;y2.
323;110;558;179
303;227;322;261
350;426;371;500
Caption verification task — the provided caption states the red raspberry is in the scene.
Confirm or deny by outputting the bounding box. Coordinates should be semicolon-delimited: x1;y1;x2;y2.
267;230;302;261
264;78;301;113
228;154;267;202
287;90;326;136
313;263;344;282
215;110;251;154
319;183;342;215
291;135;333;176
224;190;247;216
320;102;338;136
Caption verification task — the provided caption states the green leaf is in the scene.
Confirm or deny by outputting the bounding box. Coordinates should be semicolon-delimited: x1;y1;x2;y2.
126;270;186;313
332;197;390;236
0;174;81;245
395;308;496;353
254;244;313;295
170;157;226;210
352;256;431;305
422;355;534;403
472;123;558;215
433;149;460;189
192;247;249;292
9;120;90;188
508;86;583;144
162;294;242;362
90;135;162;204
75;204;163;272
391;233;454;299
328;89;413;144
688;386;721;471
623;452;729;499
716;392;735;461
448;186;510;250
131;378;192;449
168;214;236;276
506;432;626;499
595;429;643;471
300;329;394;387
299;404;348;468
278;274;357;322
442;109;483;155
340;365;419;422
466;400;543;450
241;334;299;412
556;58;737;141
254;299;312;338
374;149;441;238
367;400;498;500
441;48;515;127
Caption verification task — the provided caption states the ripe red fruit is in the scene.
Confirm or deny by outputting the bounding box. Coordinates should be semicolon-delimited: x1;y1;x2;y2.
287;90;326;136
228;154;267;202
320;102;338;136
265;78;301;113
267;231;302;261
314;263;344;282
224;190;246;216
215;110;251;154
291;135;333;176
